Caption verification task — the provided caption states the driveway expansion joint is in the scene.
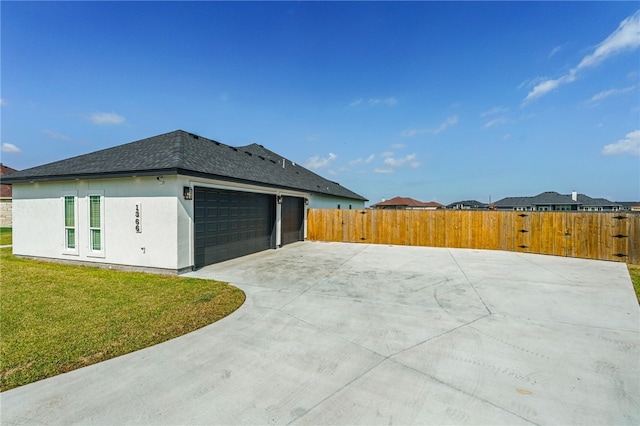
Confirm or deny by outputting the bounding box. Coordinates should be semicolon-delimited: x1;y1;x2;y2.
5;242;638;425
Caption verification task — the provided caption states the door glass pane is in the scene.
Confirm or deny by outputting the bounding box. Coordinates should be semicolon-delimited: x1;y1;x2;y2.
67;228;75;249
91;229;101;251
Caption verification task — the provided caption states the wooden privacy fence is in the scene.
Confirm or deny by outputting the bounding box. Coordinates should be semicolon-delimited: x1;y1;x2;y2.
307;209;640;264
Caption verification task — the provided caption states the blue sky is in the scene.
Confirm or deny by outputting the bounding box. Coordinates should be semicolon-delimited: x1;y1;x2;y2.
2;1;639;205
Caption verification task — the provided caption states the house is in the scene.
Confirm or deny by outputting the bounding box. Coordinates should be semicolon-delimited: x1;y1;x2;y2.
0;164;18;227
493;191;622;212
2;130;367;272
616;201;640;212
370;196;444;210
446;200;488;210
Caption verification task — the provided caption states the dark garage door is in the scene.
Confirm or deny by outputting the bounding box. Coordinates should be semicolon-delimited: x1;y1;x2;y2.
281;196;304;246
194;187;275;268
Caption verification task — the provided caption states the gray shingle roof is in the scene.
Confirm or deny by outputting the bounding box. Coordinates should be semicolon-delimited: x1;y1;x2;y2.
493;191;620;208
2;130;367;201
446;200;487;208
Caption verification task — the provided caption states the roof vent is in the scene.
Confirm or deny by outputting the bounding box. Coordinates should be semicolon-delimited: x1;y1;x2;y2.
245;151;252;156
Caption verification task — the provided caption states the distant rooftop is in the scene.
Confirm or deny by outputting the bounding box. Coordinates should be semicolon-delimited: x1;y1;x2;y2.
0;164;18;198
371;196;444;209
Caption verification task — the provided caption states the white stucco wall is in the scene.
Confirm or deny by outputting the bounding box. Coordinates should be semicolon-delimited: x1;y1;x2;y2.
12;176;180;271
12;174;361;271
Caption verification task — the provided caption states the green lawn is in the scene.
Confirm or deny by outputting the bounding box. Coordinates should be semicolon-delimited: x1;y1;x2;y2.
630;265;640;305
0;248;245;391
0;227;12;245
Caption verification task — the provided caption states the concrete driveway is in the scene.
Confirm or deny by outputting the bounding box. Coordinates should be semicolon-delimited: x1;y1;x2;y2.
2;242;639;425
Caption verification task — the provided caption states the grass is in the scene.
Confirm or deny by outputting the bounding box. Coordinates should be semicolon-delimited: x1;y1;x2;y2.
0;227;12;246
0;248;245;391
629;264;640;305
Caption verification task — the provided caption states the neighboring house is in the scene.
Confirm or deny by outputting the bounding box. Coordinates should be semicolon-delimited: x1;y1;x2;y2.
493;191;622;212
617;201;640;212
371;196;444;210
3;130;367;272
446;200;488;210
0;164;18;227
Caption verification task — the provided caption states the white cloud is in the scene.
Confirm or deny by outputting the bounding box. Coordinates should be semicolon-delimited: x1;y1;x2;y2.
400;129;419;137
381;151;394;158
578;11;640;69
481;106;509;117
383;153;420;168
305;152;337;170
349;98;363;108
391;143;406;149
483;116;508;129
43;130;73;141
524;10;640;104
349;97;397;108
523;72;576;103
602;130;640;157
548;44;567;58
374;168;394;174
347;154;375;167
589;85;637;103
89;111;125;125
0;98;7;107
518;76;545;91
1;143;21;153
438;115;459;132
400;116;458;137
371;97;398;107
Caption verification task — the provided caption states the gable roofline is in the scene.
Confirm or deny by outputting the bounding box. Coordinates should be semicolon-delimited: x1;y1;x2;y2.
2;130;367;201
493;191;621;208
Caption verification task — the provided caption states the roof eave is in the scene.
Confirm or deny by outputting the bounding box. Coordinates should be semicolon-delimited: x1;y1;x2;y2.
3;168;179;184
177;169;368;201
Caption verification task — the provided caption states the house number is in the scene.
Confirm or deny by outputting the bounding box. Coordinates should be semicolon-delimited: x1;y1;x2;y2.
135;204;142;233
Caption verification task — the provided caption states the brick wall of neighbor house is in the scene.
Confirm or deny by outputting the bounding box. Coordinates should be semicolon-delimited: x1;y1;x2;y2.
0;199;12;227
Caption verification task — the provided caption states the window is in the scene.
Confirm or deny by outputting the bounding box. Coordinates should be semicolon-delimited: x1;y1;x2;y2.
64;196;77;250
89;195;102;251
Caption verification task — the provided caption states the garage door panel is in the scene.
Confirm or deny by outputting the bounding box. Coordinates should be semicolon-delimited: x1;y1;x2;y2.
281;196;304;246
195;187;275;267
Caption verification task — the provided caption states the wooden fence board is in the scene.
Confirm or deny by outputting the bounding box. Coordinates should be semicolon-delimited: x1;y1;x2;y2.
306;209;639;264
